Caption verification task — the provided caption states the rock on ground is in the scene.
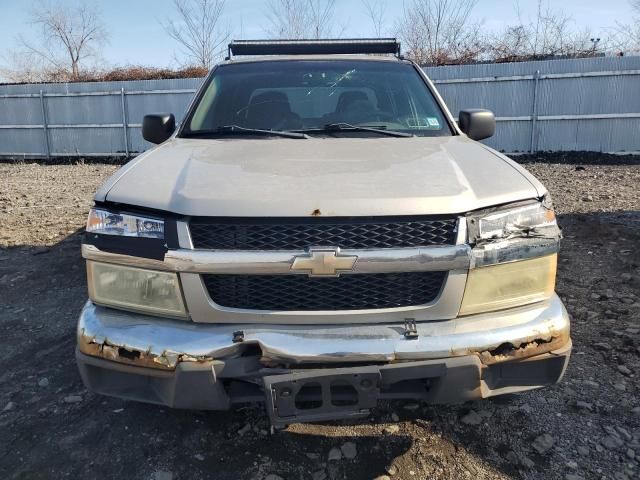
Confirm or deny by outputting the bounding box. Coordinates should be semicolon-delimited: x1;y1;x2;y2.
531;434;556;455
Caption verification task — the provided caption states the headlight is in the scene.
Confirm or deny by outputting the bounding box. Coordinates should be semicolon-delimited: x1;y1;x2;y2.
459;254;557;316
87;261;187;318
86;208;164;239
472;200;556;241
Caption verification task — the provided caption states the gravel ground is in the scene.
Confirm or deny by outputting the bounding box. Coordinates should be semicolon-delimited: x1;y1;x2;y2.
0;155;639;480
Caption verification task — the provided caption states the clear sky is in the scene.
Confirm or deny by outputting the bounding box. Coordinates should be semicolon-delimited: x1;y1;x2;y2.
0;0;634;70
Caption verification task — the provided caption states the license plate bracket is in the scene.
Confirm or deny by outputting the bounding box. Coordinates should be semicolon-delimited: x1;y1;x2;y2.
264;366;382;427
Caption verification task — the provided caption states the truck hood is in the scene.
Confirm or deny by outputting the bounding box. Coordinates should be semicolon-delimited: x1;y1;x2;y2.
99;136;544;217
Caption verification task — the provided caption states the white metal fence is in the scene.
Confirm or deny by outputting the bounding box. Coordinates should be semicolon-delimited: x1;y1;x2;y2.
0;56;639;158
423;55;640;153
0;78;202;158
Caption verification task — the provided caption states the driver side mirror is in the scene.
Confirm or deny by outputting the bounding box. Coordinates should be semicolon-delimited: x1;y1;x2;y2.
458;109;495;141
142;113;176;144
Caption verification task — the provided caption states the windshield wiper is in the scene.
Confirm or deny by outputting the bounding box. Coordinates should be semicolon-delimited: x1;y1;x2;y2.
296;122;413;138
182;125;308;139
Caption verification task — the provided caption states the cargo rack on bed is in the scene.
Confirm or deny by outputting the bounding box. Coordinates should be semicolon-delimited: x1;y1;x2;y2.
226;38;402;59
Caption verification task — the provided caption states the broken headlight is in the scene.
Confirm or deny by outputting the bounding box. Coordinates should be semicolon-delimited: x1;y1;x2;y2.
461;196;560;315
86;208;164;239
470;197;556;242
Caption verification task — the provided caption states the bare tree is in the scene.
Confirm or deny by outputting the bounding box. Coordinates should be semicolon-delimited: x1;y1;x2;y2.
15;0;108;81
266;0;343;39
397;0;484;65
164;0;229;69
490;1;596;62
610;0;640;53
362;0;387;38
633;0;640;48
265;0;306;39
1;50;47;83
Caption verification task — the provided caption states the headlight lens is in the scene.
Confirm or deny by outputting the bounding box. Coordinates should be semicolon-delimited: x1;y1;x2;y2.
459;254;557;316
476;201;556;240
87;261;187;318
86;208;164;239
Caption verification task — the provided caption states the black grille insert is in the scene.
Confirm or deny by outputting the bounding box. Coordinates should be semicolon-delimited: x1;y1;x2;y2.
189;216;457;250
202;271;447;311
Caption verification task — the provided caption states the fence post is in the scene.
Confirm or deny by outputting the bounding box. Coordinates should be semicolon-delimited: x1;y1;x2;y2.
529;70;541;153
120;87;129;158
39;89;51;160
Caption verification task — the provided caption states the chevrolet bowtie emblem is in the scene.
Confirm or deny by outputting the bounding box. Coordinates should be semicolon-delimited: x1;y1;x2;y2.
291;248;358;277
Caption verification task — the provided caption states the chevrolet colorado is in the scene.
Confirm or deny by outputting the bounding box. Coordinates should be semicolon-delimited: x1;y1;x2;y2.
76;39;570;426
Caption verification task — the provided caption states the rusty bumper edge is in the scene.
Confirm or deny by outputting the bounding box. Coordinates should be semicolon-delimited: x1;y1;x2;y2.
76;294;570;370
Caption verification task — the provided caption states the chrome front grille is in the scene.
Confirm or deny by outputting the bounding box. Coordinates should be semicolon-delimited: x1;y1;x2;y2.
189;216;458;250
183;216;464;316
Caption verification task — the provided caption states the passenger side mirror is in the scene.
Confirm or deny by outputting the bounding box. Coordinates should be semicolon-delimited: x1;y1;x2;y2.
458;109;495;141
142;113;176;144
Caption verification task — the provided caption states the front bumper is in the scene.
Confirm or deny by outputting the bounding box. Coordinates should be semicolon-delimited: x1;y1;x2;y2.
76;295;571;422
77;294;570;367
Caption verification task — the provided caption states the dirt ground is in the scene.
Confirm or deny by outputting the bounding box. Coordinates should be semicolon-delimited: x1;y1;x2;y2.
0;154;639;480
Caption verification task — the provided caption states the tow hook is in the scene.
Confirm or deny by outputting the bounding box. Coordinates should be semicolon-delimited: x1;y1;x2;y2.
403;318;419;340
232;330;245;343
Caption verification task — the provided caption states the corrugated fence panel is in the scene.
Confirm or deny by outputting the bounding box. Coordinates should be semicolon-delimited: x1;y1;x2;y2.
44;93;122;155
424;56;640;153
433;78;536;152
537;118;640;152
487;121;532;152
124;90;196;124
0;96;43;125
0;57;639;156
48;127;124;156
435;79;536;116
424;55;640;79
125;88;199;153
0;77;202;95
536;75;640;116
0;129;46;155
0;77;202;157
0;94;45;155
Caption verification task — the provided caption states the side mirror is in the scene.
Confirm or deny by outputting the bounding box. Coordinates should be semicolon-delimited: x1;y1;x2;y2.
458;109;495;141
142;113;176;144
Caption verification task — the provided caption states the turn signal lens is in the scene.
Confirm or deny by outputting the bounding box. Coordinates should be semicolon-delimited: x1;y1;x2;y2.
459;254;557;316
86;208;164;239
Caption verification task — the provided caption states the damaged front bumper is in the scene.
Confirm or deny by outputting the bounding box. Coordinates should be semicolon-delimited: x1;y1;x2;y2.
76;295;571;422
78;295;570;368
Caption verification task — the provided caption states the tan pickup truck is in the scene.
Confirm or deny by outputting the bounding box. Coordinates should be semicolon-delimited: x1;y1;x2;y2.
76;39;570;426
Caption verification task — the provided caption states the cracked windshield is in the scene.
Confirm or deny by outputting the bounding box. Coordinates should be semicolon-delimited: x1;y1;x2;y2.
184;60;451;137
